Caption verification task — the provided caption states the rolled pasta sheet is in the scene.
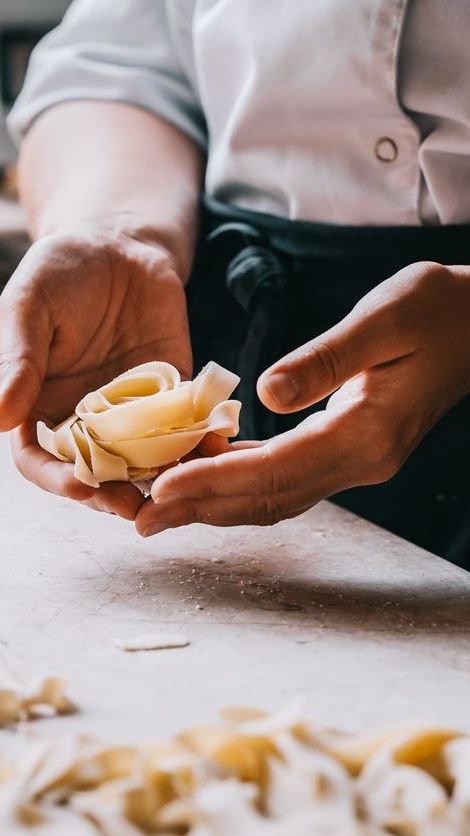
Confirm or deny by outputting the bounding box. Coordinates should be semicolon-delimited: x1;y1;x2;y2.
37;362;241;487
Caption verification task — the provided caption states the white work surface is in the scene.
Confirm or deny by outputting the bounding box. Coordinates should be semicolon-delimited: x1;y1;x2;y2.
1;430;470;748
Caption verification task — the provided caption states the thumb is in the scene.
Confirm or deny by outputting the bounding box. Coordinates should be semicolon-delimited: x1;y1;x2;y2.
257;301;413;414
0;290;50;431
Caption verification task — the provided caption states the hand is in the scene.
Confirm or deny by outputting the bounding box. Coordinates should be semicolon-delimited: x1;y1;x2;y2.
135;261;470;536
0;230;192;519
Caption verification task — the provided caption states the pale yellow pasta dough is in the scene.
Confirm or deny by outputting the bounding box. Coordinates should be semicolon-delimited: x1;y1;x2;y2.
2;702;470;833
0;676;75;728
37;361;241;487
114;633;190;652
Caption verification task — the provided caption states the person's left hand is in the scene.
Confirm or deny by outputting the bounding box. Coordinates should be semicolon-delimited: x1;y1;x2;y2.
135;261;470;537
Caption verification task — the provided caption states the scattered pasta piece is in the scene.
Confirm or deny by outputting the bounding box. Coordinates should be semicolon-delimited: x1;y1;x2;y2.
114;633;190;652
37;361;241;486
0;677;75;728
1;702;470;833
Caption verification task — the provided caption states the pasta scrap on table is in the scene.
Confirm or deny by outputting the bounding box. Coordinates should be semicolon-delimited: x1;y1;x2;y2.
1;702;470;834
37;361;241;488
0;676;75;728
114;633;190;652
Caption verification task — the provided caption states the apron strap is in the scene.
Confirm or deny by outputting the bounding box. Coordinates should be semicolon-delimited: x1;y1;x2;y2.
201;220;288;437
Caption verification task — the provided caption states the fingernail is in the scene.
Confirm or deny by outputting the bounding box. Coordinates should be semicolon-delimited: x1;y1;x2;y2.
142;523;169;538
263;372;300;406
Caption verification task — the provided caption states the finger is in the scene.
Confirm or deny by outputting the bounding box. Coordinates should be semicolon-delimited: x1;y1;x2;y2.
151;444;272;503
190;433;232;458
80;482;145;520
257;266;420;414
151;445;275;503
135;410;360;536
195;434;266;457
12;422;94;501
148;411;345;505
0;284;51;430
136;491;310;536
11;422;144;519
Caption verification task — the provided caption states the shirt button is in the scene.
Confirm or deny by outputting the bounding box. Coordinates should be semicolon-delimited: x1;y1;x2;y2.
374;137;398;162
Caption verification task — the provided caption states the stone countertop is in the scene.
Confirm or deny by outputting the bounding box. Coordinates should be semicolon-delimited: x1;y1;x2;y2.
1;431;470;747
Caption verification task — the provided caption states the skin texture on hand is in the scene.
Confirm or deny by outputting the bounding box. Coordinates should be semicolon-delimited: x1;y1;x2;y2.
137;261;470;537
0;232;192;519
0;101;203;516
18;101;204;280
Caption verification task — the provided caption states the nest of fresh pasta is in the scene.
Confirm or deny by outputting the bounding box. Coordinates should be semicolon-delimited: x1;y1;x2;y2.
37;361;241;487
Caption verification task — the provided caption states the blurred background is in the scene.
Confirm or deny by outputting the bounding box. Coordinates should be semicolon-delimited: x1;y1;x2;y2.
0;1;71;284
0;0;71;167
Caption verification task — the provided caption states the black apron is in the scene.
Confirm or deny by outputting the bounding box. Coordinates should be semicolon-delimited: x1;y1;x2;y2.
187;196;470;569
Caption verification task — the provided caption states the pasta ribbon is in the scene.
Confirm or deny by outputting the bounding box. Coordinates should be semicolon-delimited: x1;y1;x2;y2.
37;362;241;487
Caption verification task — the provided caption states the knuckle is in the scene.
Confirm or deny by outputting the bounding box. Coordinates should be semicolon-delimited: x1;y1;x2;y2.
401;261;452;296
415;261;453;295
181;497;212;525
360;417;405;484
272;469;294;495
262;466;294;497
193;506;212;525
366;454;400;485
413;260;449;278
259;446;296;496
365;261;452;335
253;495;285;527
308;340;343;390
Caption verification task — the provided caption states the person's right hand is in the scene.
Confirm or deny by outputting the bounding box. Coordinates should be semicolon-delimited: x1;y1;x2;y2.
0;230;192;519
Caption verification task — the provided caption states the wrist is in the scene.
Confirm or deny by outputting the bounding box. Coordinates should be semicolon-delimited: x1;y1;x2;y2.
29;225;184;294
33;211;197;283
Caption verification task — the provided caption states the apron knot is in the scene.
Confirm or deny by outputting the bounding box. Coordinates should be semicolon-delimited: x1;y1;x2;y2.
204;221;287;312
226;245;286;312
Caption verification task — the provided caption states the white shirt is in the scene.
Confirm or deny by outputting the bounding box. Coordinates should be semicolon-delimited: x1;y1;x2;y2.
8;0;470;226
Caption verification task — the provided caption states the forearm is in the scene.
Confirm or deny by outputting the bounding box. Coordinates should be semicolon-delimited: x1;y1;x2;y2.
18;101;205;280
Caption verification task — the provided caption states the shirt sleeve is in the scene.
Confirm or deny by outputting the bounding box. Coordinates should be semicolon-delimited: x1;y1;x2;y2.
7;0;207;149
